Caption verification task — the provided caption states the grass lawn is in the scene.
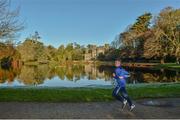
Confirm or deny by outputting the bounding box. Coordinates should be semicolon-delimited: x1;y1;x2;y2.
0;83;180;102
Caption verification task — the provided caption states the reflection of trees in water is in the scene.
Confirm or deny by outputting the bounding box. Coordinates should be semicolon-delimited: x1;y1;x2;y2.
98;66;180;83
0;64;113;85
98;66;112;81
54;67;66;80
0;64;179;86
72;65;86;81
54;65;85;81
132;69;180;83
47;67;56;80
17;65;49;85
139;68;177;82
129;71;144;84
0;68;20;84
49;64;112;82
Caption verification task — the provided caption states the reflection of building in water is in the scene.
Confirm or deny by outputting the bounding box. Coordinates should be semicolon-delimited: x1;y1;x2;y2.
84;64;105;80
0;64;179;86
84;44;110;61
84;64;95;80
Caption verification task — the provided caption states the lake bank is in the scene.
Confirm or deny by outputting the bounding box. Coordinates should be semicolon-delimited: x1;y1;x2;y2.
154;63;180;70
95;61;180;70
22;61;180;70
0;83;179;102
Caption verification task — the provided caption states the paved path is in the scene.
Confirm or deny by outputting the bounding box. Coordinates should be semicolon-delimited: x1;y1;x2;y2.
0;98;180;119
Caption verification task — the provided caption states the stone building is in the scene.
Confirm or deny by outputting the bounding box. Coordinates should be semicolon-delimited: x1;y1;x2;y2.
84;44;110;61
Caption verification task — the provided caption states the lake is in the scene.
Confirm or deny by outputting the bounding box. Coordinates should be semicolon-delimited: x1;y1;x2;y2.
0;64;179;87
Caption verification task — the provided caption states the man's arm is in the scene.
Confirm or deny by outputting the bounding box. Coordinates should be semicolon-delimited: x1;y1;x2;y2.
113;73;119;79
116;68;130;79
122;68;130;78
115;69;124;79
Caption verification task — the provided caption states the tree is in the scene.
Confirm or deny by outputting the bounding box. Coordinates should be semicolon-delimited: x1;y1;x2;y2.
143;29;169;64
131;13;152;34
97;53;105;61
45;45;57;61
30;31;41;41
0;42;20;67
111;13;152;61
55;45;66;62
65;43;73;60
0;0;23;67
17;37;48;62
144;7;180;64
0;0;24;43
129;13;152;58
72;43;84;60
103;48;121;61
176;25;180;64
110;7;180;63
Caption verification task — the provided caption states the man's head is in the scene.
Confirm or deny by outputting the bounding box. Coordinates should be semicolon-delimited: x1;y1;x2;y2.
115;58;122;67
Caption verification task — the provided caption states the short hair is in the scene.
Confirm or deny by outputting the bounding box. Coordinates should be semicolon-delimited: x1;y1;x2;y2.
115;58;122;62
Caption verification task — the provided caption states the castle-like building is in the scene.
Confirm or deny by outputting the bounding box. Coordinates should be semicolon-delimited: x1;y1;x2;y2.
84;44;110;61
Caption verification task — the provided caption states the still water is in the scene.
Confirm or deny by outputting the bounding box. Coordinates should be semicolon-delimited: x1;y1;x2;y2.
0;64;179;87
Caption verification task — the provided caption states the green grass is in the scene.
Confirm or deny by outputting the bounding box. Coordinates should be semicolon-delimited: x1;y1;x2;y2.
155;63;180;70
0;83;180;102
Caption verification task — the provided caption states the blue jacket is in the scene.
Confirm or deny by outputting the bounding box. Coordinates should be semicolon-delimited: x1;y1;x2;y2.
114;67;129;88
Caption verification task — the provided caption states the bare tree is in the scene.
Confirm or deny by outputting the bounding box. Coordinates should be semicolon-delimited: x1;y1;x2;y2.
0;0;24;43
143;7;180;64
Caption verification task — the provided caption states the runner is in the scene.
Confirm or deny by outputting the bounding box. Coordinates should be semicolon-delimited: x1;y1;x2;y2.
112;59;135;111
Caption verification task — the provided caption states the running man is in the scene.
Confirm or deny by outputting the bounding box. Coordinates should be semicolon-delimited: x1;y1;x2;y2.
112;59;135;111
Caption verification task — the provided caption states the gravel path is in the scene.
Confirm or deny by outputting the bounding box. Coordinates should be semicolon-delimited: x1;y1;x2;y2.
0;98;180;119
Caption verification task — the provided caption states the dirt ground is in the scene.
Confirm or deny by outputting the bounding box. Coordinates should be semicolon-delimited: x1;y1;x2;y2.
0;98;179;119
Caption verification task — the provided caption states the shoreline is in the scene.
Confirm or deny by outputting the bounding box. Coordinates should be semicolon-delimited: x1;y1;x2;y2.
1;60;179;70
25;61;180;68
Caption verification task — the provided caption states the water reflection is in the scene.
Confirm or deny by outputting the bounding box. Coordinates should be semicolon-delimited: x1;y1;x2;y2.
0;64;179;87
18;65;49;85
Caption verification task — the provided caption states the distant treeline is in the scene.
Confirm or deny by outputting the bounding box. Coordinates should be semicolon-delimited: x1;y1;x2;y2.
0;35;110;65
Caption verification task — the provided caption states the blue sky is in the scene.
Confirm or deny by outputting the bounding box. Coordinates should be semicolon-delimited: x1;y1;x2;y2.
11;0;180;48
